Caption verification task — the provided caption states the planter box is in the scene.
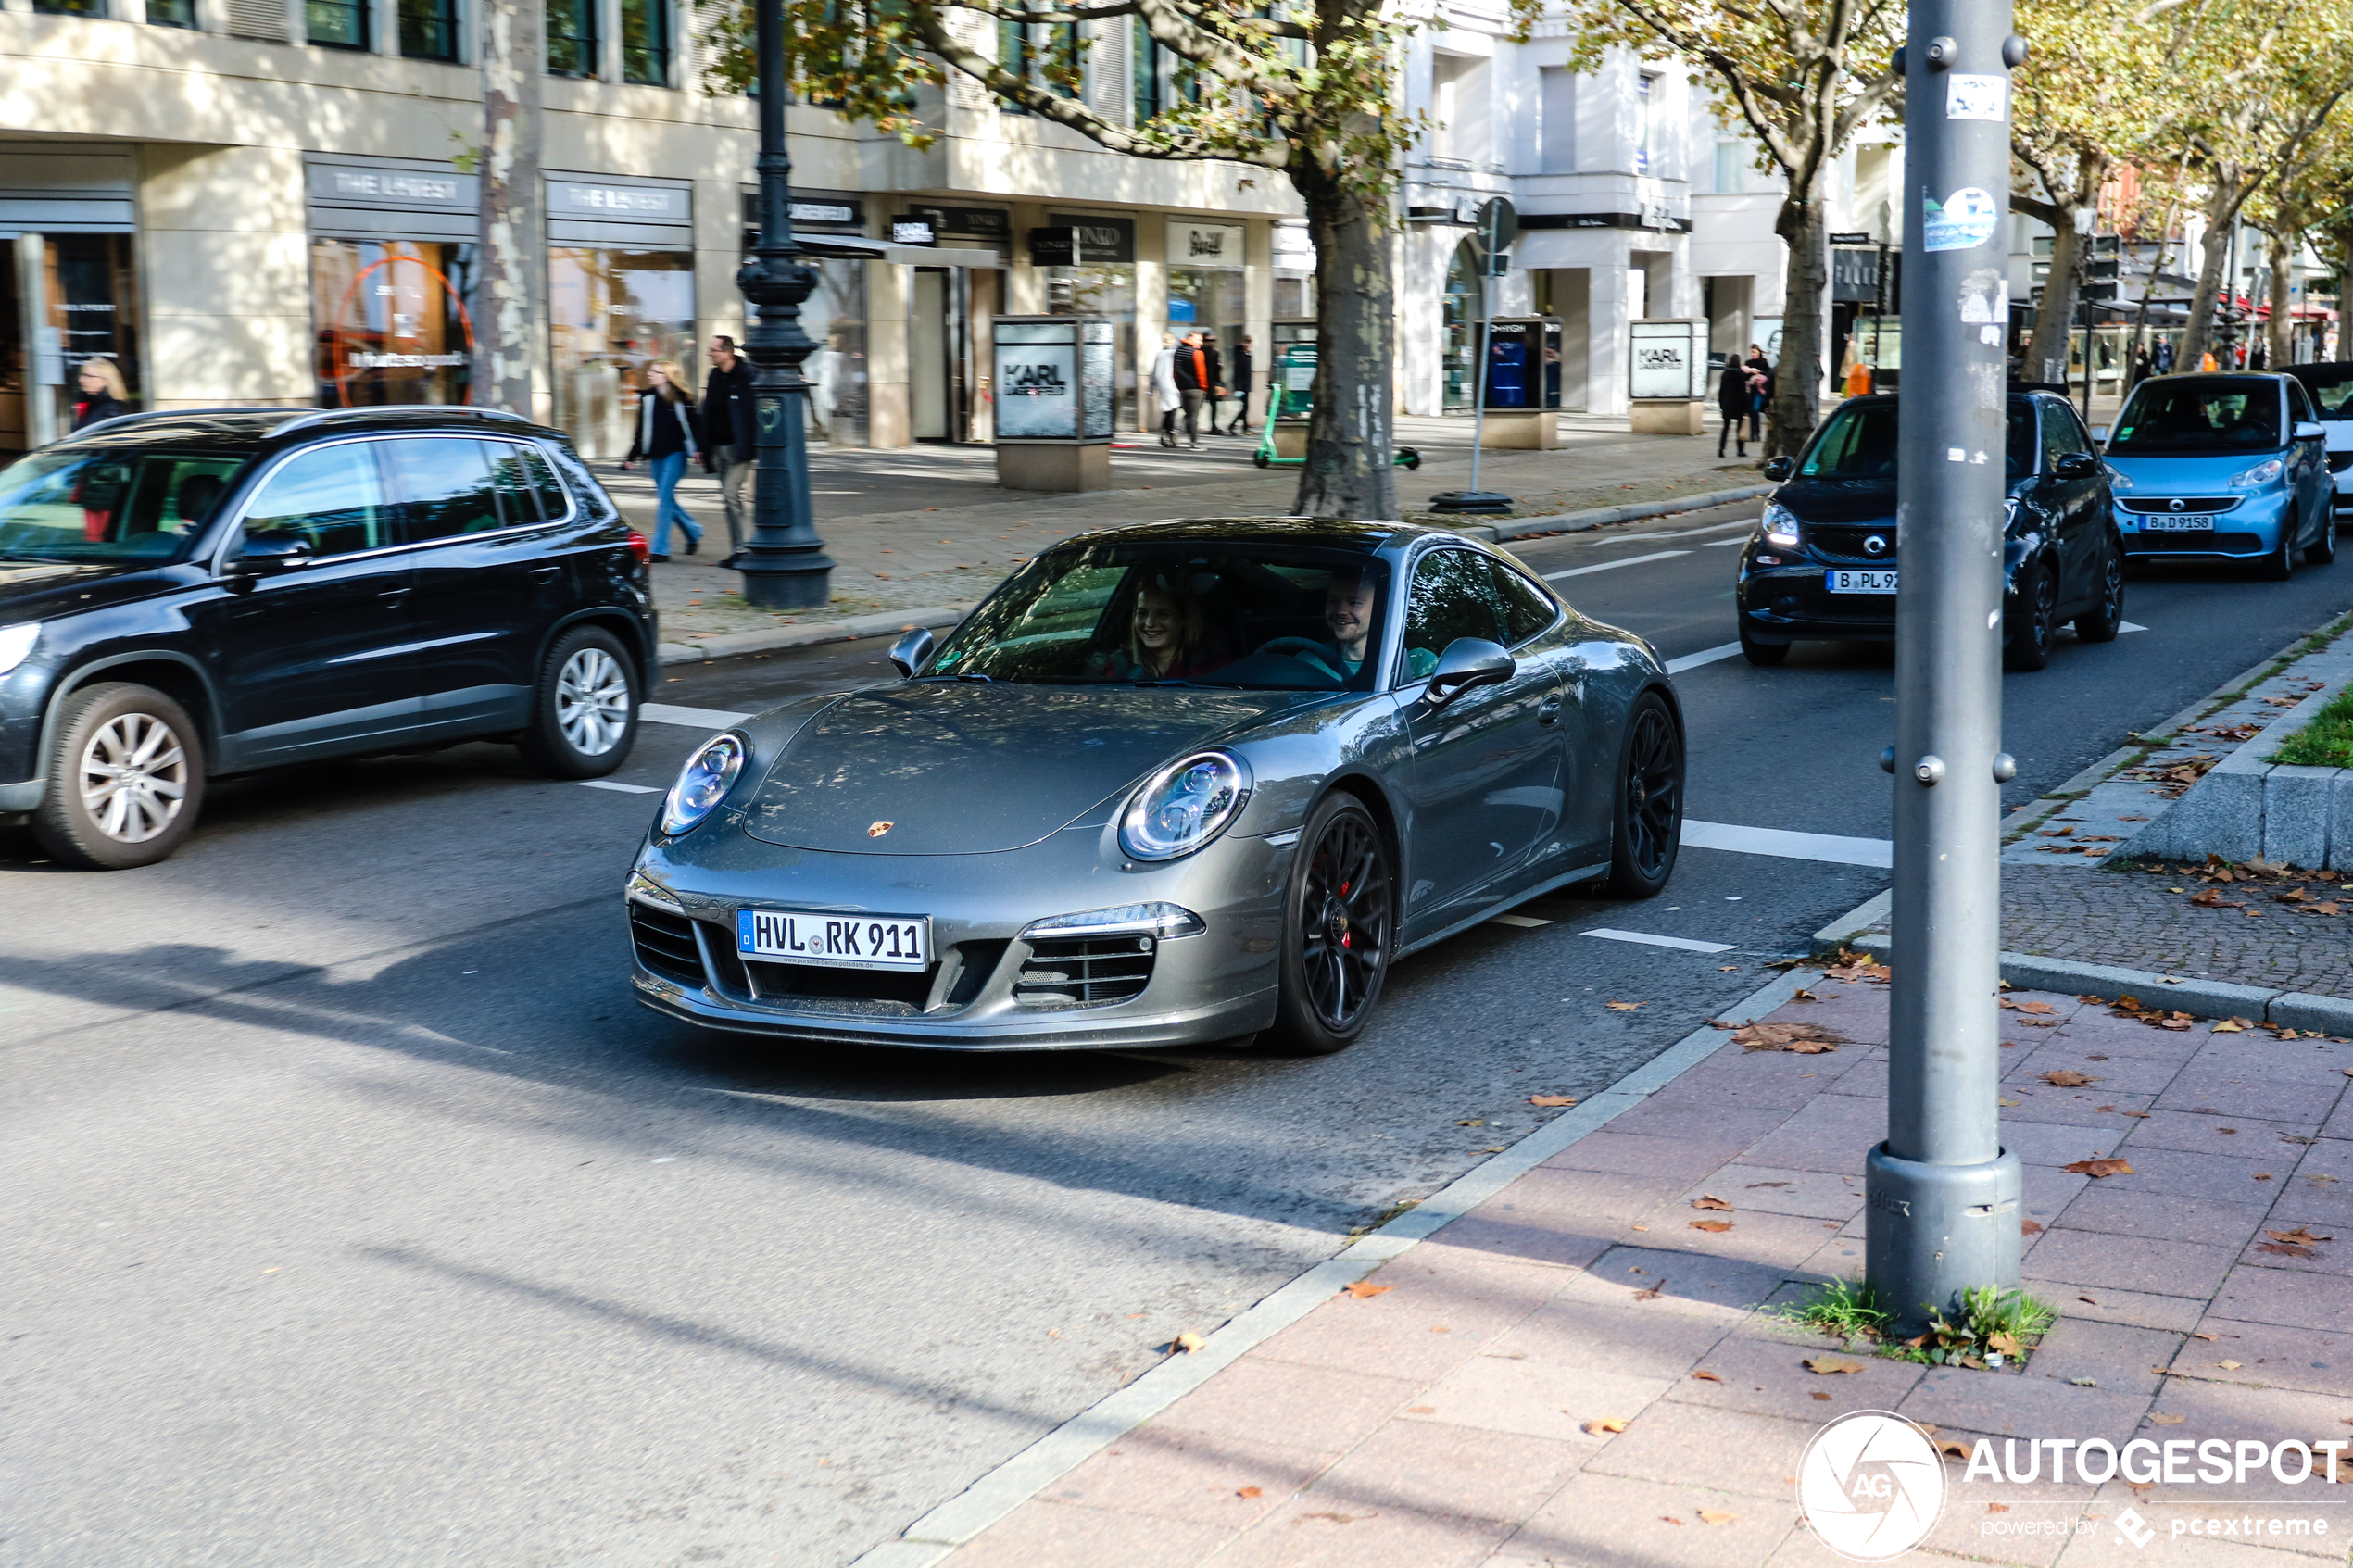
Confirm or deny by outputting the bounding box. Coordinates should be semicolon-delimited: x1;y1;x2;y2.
2138;672;2353;870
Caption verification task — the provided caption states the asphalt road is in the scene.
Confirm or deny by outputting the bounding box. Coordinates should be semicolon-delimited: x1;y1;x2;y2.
6;512;2347;1567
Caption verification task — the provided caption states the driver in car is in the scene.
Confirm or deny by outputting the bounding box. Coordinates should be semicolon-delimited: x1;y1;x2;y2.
1261;568;1438;685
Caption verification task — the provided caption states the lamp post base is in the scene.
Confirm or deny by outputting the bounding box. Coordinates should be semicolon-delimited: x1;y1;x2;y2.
1864;1142;2022;1336
736;551;835;610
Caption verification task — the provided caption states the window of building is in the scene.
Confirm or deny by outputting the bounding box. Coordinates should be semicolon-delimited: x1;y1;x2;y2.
547;247;696;459
31;0;107;15
999;15;1034;112
547;0;598;77
306;0;369;49
621;0;669;83
398;0;459;60
145;0;198;27
1634;71;1658;174
1538;67;1576;173
310;237;477;408
1713;140;1743;194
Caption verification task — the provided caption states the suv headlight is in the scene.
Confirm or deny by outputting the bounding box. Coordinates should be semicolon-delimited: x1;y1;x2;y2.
1118;751;1252;861
1762;503;1802;548
0;621;38;676
2227;457;2284;489
660;733;747;837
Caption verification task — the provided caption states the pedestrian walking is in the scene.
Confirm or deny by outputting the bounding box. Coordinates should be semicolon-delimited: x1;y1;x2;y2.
1717;357;1751;457
1743;345;1772;445
1174;331;1222;449
618;360;707;561
1224;335;1254;434
2250;340;2268;371
2132;345;2151;386
702;335;755;568
1151;332;1181;447
2152;338;2176;374
70;358;132;431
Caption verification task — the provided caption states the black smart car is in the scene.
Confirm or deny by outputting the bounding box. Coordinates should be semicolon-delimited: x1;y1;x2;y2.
1734;389;2125;671
0;407;656;868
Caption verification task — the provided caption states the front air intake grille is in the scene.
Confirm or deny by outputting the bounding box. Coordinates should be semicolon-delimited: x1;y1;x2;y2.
2119;496;2242;514
1015;935;1156;1010
631;902;707;987
1805;525;1899;564
743;960;936;1014
2126;532;2263;554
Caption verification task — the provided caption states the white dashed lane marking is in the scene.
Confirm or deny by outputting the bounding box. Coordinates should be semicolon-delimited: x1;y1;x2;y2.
642;701;752;729
1581;927;1737;954
1681;819;1893;869
1541;550;1692;581
1665;642;1743;674
576;779;661;795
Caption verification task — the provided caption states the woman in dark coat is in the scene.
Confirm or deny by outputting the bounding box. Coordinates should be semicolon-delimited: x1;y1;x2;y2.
1718;358;1751;457
71;358;133;431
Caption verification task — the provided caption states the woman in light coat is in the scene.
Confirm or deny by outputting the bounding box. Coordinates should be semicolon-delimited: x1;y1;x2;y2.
1150;332;1181;448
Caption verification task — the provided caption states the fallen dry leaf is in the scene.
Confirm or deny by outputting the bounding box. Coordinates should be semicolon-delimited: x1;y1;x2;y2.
1693;1196;1734;1211
1408;1405;1436;1413
1934;1438;1972;1459
1582;1417;1628;1436
1697;1510;1738;1526
1529;1095;1577;1107
1633;1279;1666;1301
2270;1226;2335;1245
2148;1412;2185;1425
1692;1370;1723;1383
1341;1282;1393;1299
2258;1242;2316;1258
1691;1220;1734;1233
2040;1070;2099;1087
1659;1515;1683;1525
2021;1220;2045;1236
2063;1158;2135;1178
1806;1356;1864;1375
1455;1119;1485;1127
2019;1001;2057;1014
1236;1486;1263;1499
1173;1331;1205;1353
1747;1180;1791;1188
1734;1021;1843;1054
1813;1391;1833;1401
2218;1361;2245;1370
1604;1000;1643;1011
1792;988;1821;1002
1987;1502;2010;1514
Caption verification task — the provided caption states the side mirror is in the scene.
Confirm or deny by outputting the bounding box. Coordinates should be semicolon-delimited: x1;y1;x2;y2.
2055;451;2100;479
2091;424;2111;445
1425;637;1515;705
2296;421;2326;442
888;626;936;677
1761;456;1795;482
228;533;314;575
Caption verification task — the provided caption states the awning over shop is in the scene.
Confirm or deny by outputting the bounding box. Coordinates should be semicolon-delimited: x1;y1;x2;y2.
798;234;1002;269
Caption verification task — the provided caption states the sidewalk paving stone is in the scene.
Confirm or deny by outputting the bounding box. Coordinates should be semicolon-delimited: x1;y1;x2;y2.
1675;1166;1865;1223
1408;1353;1677;1445
1900;1365;2151;1446
1040;1429;1341;1529
1659;1327;1926;1423
1496;1472;1799;1566
2024;1229;2246;1298
2091;1147;2291;1203
2023;1277;2213;1333
1549;1244;1794;1321
2121;1112;2317;1159
1541;1128;1772;1182
1301;1420;1588;1525
939;1499;1236;1568
2211;1267;2353;1332
2154;1079;2334;1130
1252;1246;1568;1383
2020;1317;2187;1398
2052;1186;2273;1250
1214;1494;1513;1568
1483;1294;1736;1379
1152;1359;1425;1453
1587;1400;1827;1500
2172;1317;2353;1399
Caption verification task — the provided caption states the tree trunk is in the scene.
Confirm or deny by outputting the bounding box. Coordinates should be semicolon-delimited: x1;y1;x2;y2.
2267;229;2296;369
1290;168;1397;519
476;0;543;414
2027;156;2108;386
1767;194;1827;458
2180;171;2240;372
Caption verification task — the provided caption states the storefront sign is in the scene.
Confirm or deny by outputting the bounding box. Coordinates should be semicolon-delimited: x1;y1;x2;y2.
1629;320;1708;400
1028;228;1078;267
791;199;862;228
307;156;478;241
548;181;688;222
307;162;474;209
904;205;1011;239
1518;211;1695;234
1046;214;1136;264
891;219;938;245
993;317;1114;441
1167;220;1245;270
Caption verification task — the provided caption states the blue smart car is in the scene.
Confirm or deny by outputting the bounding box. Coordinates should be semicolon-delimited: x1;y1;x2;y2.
2098;372;2335;578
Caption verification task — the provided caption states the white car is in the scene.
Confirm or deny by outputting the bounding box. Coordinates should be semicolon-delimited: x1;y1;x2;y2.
2286;362;2353;521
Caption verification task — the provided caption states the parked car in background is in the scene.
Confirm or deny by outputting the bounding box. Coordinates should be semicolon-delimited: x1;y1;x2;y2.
2095;372;2335;577
628;518;1685;1057
2282;361;2353;523
1734;389;2124;671
0;407;655;868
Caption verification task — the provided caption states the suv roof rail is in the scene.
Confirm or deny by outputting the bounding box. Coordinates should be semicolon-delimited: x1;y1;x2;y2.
59;407;288;439
270;405;537;438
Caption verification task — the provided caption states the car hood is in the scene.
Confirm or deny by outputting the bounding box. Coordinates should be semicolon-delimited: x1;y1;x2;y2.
2105;451;2276;490
1775;473;2035;528
741;682;1309;855
0;558;168;621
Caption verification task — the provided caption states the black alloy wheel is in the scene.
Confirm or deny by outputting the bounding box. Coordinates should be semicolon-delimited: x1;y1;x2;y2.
2074;543;2126;643
1739;629;1789;666
2307;503;2338;566
2004;565;2058;671
1268;793;1393;1055
2262;519;2298;581
1604;691;1683;897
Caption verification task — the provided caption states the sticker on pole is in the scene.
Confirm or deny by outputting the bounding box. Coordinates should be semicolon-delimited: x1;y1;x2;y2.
1796;1411;1947;1561
1946;74;2007;121
1923;187;1999;253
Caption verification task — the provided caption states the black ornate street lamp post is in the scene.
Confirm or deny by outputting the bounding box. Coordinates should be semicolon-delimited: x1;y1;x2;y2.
734;0;834;610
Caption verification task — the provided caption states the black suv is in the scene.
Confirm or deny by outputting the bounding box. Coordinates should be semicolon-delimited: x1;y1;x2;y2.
1734;389;2125;671
0;407;656;868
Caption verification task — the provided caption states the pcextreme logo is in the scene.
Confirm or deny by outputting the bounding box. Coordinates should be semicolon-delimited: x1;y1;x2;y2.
1796;1411;1946;1561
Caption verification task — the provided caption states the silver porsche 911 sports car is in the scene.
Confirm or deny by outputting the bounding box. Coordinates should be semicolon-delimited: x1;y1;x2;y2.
626;518;1684;1054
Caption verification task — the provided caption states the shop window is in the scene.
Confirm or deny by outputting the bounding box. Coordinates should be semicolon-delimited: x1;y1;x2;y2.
311;238;477;408
547;247;697;459
146;0;198;27
1442;238;1484;412
306;0;369;49
399;0;459;60
31;0;107;15
621;0;670;83
547;0;598;77
43;235;145;443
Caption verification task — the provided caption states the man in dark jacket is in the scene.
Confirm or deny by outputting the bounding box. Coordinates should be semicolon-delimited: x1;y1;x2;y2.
1224;335;1254;434
1717;358;1751;457
703;335;756;567
1173;332;1222;450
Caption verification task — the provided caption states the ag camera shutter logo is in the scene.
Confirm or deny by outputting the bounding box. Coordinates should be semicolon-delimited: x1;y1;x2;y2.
1797;1411;1948;1560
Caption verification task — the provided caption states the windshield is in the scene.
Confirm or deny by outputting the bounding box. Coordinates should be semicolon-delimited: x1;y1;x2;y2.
0;447;247;564
2296;368;2353;420
1797;400;2035;481
2109;379;2283;453
925;541;1396;691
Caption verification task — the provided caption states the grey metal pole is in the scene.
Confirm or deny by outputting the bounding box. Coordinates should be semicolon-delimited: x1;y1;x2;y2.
1864;0;2026;1335
1468;284;1492;496
733;0;835;610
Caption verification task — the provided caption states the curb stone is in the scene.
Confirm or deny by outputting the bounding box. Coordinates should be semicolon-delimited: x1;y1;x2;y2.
658;604;972;665
842;887;1884;1568
1450;483;1774;544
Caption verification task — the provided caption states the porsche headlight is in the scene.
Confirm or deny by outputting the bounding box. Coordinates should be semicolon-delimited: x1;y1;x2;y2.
2227;457;2284;489
661;732;746;837
1119;751;1252;862
1762;503;1802;548
0;621;37;677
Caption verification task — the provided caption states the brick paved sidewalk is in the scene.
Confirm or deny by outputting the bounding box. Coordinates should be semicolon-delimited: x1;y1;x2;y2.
926;974;2353;1568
